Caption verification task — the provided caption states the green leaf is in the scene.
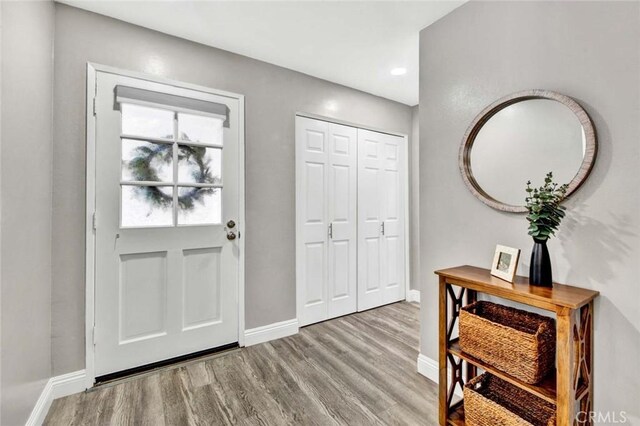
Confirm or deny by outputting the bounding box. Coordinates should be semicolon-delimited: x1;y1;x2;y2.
524;172;568;241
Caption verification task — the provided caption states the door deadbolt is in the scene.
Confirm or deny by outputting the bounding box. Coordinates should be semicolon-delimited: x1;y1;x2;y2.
227;220;236;229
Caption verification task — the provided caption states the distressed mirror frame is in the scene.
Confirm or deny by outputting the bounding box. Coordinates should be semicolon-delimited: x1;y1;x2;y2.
459;89;597;213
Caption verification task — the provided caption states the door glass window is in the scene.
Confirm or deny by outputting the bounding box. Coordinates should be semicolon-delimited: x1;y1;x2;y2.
177;145;222;184
177;186;222;225
121;104;173;139
121;139;173;182
178;112;223;145
121;185;174;227
120;104;223;228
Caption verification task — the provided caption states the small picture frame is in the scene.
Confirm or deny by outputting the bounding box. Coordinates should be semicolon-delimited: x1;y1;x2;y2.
491;244;521;283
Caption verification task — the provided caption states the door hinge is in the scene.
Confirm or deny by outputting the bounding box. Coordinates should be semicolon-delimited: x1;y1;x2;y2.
92;327;97;346
381;221;385;236
92;212;97;230
92;97;97;116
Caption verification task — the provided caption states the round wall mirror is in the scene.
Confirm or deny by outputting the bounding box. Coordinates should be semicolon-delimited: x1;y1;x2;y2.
459;90;597;213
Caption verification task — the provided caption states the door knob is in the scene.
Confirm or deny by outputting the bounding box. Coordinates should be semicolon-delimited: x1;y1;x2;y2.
227;231;237;241
227;220;236;229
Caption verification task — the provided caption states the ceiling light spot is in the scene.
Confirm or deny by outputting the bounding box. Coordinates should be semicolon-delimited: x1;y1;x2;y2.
390;67;407;76
325;100;338;112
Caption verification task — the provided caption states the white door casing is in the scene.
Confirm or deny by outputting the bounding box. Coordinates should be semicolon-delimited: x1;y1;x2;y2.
93;70;242;377
296;117;357;326
357;128;406;311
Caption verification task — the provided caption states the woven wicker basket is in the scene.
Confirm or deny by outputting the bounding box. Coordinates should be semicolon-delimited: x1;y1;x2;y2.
459;301;555;384
464;373;556;426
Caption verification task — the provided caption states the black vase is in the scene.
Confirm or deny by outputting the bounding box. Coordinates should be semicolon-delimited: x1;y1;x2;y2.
529;238;553;287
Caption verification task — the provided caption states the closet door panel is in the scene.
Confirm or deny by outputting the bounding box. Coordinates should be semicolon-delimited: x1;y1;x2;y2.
357;130;406;311
296;117;329;326
327;123;357;318
381;134;406;304
357;129;384;311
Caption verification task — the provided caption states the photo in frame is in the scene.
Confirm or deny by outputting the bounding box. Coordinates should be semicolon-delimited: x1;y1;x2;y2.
491;244;521;282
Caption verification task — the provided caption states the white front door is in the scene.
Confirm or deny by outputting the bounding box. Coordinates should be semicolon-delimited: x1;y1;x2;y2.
357;128;405;311
296;117;357;326
93;71;241;377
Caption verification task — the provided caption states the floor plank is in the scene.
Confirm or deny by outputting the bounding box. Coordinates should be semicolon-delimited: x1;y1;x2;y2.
44;301;438;425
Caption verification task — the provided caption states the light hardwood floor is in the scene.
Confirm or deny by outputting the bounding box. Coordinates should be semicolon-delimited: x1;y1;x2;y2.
45;302;438;425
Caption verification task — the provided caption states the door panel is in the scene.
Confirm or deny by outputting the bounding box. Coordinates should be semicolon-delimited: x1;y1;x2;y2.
296;118;329;326
327;123;357;318
331;240;350;298
119;251;168;343
365;237;381;291
182;247;222;329
330;165;349;220
94;72;240;376
381;134;405;304
304;242;326;306
357;129;405;311
357;129;384;310
296;117;357;326
305;162;325;222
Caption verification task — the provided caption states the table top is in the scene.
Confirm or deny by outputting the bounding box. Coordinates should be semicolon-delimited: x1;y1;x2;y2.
435;265;599;310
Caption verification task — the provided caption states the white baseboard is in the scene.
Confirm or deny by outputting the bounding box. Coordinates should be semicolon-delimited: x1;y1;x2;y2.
244;318;299;347
417;353;438;383
417;353;463;397
26;370;86;426
406;289;420;303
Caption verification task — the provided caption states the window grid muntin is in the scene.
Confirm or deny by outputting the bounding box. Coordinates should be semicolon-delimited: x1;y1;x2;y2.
119;102;224;228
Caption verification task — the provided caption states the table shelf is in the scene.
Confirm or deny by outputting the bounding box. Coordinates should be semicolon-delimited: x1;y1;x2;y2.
436;265;598;426
447;339;556;404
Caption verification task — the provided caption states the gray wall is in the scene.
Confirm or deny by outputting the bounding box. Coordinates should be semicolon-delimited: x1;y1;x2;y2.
1;3;3;422
52;4;414;375
1;1;55;424
419;0;639;421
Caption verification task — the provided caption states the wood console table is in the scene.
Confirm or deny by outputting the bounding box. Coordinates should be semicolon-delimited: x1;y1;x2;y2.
436;265;599;426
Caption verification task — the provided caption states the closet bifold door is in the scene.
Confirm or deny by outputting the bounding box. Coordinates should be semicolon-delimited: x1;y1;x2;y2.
296;116;357;327
327;122;358;319
357;129;405;311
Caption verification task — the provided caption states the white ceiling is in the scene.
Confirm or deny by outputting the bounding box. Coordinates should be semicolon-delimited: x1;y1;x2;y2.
59;1;465;105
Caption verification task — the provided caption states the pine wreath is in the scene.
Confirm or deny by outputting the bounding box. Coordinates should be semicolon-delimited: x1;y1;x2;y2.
127;143;219;211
